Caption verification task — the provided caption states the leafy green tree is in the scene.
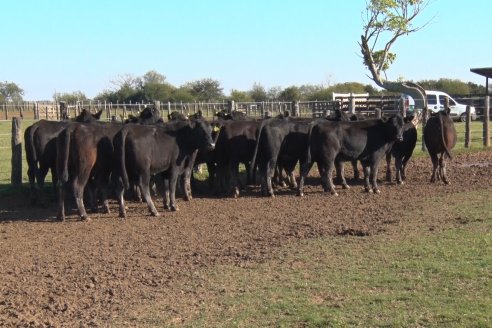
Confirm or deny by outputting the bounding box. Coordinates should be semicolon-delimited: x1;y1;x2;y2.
143;70;166;85
183;78;224;101
54;91;88;103
267;86;282;100
171;87;195;102
279;86;301;101
230;89;253;102
249;83;268;102
0;81;24;102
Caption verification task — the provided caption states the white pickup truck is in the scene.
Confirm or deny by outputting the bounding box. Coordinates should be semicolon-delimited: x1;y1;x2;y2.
402;90;477;122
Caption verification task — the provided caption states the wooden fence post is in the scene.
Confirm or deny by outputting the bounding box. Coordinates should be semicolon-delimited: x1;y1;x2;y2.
11;117;22;186
349;95;355;114
484;95;490;147
4;103;8;120
465;105;471;148
375;108;382;119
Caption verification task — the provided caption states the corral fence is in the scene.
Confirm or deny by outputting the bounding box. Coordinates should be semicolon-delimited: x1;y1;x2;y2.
1;96;490;186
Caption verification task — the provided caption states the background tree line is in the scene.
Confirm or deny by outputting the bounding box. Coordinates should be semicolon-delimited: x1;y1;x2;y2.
1;72;487;104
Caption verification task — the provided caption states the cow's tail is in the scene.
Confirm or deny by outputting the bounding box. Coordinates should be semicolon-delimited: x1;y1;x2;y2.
24;125;38;173
57;125;73;184
305;121;316;165
250;119;268;179
115;127;130;190
439;111;453;160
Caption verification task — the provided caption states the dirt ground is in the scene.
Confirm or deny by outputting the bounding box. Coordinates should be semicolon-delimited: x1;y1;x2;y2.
0;150;491;327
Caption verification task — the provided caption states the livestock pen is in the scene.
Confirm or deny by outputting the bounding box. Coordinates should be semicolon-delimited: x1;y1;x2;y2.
0;98;490;191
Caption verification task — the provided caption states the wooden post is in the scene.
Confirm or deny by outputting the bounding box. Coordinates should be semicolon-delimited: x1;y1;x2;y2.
11;117;22;186
465;105;471;148
421;106;428;152
4;103;8;120
484;96;490;147
167;101;171;119
375;108;382;119
399;97;406;117
348;94;356;114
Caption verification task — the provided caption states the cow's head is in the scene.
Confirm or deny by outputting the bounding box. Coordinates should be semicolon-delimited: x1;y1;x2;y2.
385;114;404;142
74;109;102;123
190;119;215;151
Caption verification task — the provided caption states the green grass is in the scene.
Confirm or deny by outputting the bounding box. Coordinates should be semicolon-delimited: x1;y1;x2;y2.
176;190;492;327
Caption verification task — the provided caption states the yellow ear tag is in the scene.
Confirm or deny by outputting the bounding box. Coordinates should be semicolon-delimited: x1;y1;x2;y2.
213;126;220;132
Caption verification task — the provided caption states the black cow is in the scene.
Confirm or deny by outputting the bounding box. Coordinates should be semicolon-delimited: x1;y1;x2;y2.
297;115;404;196
215;109;247;120
168;111;188;121
125;106;163;124
214;119;261;197
114;119;215;217
423;108;457;184
56;121;123;221
24;109;103;204
385;116;417;184
250;117;311;196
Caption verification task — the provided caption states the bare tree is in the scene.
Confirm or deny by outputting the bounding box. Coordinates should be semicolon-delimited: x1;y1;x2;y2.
359;0;431;110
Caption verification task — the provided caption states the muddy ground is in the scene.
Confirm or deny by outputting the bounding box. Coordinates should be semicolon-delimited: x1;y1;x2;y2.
0;151;491;327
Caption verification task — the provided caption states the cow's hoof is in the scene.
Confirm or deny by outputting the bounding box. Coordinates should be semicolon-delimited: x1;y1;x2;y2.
444;180;450;185
103;207;110;214
81;216;91;222
118;211;126;219
151;212;161;217
163;204;170;210
297;191;304;197
171;206;179;212
373;188;381;194
342;184;350;189
397;180;404;185
57;215;65;222
365;188;373;193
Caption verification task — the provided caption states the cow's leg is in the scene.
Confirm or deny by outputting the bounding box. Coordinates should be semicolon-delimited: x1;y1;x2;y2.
287;168;297;190
335;161;350;189
439;154;450;185
36;164;50;205
73;178;90;221
429;152;439;183
27;164;38;204
370;163;381;194
183;168;193;201
297;161;313;197
385;152;392;182
168;170;180;211
231;162;241;198
139;174;159;216
351;160;360;180
395;156;404;185
265;160;277;197
207;162;216;189
362;164;372;193
401;154;411;181
115;179;126;218
245;162;252;186
163;178;171;210
326;160;338;196
56;181;66;221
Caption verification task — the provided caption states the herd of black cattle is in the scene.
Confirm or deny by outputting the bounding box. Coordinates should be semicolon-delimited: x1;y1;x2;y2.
23;106;457;221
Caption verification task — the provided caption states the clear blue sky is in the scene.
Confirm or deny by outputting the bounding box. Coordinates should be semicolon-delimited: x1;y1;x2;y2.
1;0;491;100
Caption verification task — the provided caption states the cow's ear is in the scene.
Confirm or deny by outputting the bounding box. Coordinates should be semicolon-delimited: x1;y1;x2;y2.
404;115;414;123
94;109;103;119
